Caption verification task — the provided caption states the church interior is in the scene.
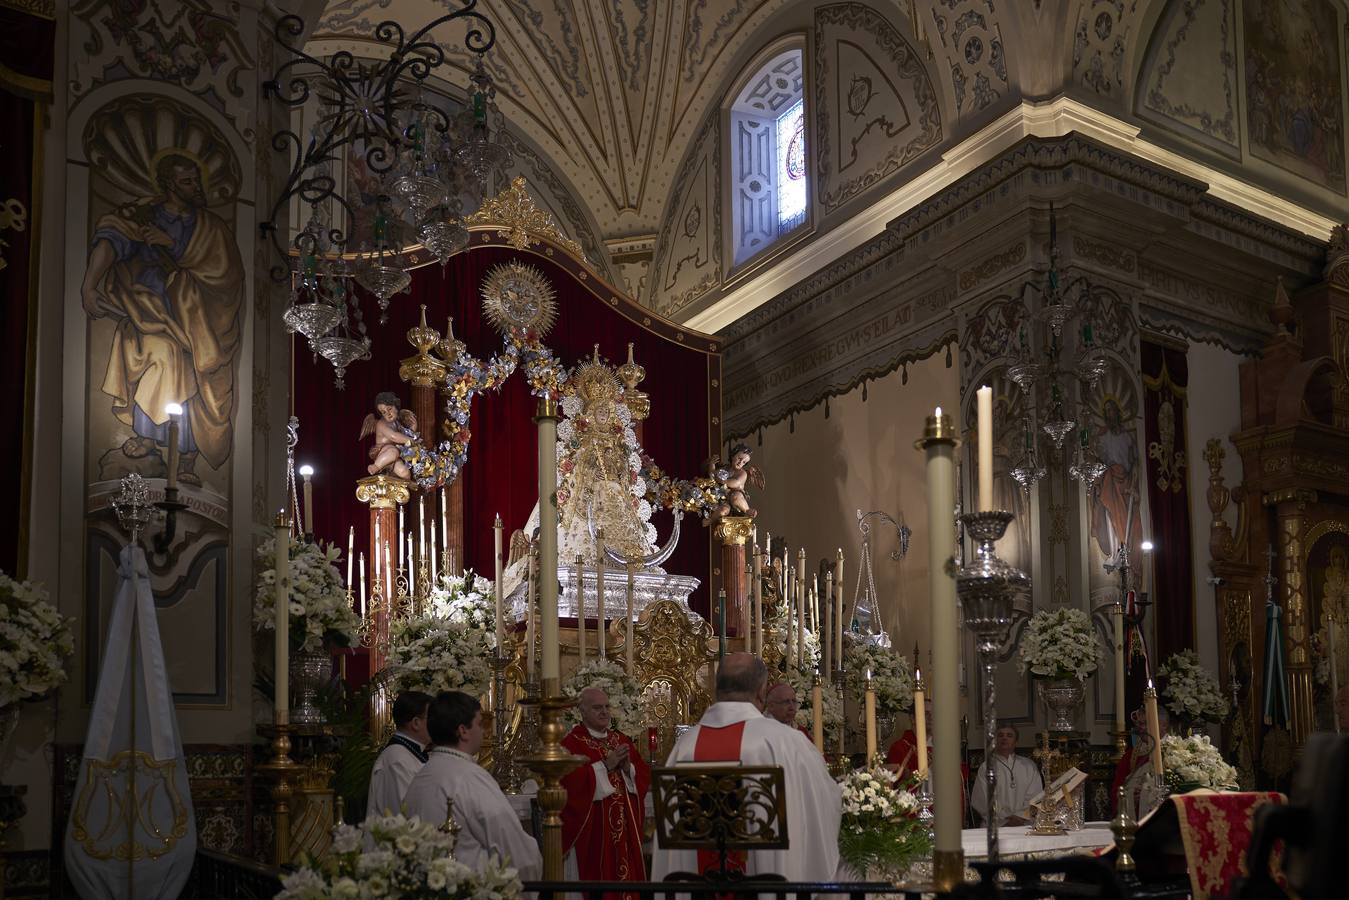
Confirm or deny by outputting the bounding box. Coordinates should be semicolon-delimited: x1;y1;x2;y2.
3;0;1349;897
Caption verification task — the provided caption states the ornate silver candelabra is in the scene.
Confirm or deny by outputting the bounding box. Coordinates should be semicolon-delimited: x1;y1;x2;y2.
956;510;1030;864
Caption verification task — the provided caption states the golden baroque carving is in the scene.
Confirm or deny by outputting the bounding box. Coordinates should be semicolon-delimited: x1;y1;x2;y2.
712;516;755;546
400;306;448;387
958;242;1027;292
1220;588;1255;788
356;474;411;509
465;176;586;261
631;599;717;761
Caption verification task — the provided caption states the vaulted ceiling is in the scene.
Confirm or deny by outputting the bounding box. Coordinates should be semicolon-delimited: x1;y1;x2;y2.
313;0;802;241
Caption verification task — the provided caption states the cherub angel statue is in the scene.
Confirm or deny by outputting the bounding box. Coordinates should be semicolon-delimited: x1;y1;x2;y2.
360;391;419;479
706;442;765;525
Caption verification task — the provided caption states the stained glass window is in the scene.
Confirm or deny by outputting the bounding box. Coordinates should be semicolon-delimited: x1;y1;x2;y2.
775;98;806;233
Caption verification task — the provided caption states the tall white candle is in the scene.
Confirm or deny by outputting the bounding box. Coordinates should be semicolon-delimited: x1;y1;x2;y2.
977;385;993;512
576;554;587;660
919;405;961;881
526;547;537;681
785;568;795;669
626;564;636;676
299;465;314;536
914;670;928;777
441;488;449;571
374;519;382;581
274;512;290;725
429;518;438;583
596;529;606;660
164;403;182;491
537;405;561;688
346;526;354;591
752;544;763;655
407;534;416;598
835;549;845;669
358;552;366;618
864;669;877;761
494;514;504;653
398;505;405;569
797;549;807;664
823;573;833;673
1113;602;1126;735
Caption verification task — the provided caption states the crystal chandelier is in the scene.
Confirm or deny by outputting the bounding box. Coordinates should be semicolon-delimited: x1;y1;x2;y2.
261;3;512;378
1005;208;1110;494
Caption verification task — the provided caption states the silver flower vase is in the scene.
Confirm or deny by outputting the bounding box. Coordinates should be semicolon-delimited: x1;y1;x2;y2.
289;649;332;725
1038;676;1085;732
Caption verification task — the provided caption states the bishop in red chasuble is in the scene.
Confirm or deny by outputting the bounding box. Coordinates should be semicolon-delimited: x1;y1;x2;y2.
561;687;650;892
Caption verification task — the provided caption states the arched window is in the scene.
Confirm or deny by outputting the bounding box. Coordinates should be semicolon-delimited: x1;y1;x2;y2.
727;43;807;268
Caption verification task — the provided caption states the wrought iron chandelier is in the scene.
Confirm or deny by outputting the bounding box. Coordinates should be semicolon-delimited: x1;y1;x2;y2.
1005;208;1109;494
260;1;511;387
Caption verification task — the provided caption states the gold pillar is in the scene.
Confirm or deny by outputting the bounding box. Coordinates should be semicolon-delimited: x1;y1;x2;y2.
256;725;301;866
713;516;754;637
356;475;411;671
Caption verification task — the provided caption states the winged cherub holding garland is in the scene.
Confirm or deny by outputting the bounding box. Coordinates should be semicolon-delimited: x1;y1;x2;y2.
360;391;419;479
705;442;766;525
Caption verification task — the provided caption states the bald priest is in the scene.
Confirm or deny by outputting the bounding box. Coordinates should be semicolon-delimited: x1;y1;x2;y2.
560;687;650;888
652;653;841;882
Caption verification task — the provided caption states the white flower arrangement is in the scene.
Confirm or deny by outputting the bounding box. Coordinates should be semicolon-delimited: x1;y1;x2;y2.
277;813;524;900
1161;733;1239;792
763;600;821;671
1017;607;1101;681
837;766;930;879
252;535;361;654
426;570;498;652
1157;650;1230;724
564;657;645;731
845;642;916;717
387;569;499;699
783;667;844;747
0;571;74;707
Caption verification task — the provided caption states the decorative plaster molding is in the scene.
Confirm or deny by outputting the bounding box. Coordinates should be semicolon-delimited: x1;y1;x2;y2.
686;97;1339;335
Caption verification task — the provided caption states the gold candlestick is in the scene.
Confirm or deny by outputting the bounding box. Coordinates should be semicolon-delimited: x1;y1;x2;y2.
256;722;302;865
521;694;585;879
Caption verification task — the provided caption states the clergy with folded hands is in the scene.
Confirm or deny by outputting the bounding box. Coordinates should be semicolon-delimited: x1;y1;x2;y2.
652;653;841;882
561;686;650;886
403;690;543;879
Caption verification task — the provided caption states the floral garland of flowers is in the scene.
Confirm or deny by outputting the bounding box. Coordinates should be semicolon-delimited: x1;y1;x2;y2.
1017;607;1101;681
440;329;573;490
0;571;74;708
1157;649;1229;724
563;657;646;732
837;766;930;880
1161;733;1239;792
638;456;726;522
277;813;524;900
252;536;361;654
783;667;844;747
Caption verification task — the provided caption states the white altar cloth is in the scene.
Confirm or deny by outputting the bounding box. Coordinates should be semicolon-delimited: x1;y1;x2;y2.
963;822;1114;859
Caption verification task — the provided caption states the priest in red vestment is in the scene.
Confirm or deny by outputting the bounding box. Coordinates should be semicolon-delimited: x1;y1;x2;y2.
885;696;969;821
561;687;649;893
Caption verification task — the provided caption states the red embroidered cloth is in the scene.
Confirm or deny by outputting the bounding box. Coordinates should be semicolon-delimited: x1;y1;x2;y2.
1169;791;1286;900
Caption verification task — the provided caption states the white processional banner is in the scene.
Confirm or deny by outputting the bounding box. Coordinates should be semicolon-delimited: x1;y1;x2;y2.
63;544;196;900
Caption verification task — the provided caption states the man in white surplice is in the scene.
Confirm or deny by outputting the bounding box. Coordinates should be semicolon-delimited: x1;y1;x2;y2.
403;691;543;879
971;721;1042;826
365;691;431;819
651;653;841;882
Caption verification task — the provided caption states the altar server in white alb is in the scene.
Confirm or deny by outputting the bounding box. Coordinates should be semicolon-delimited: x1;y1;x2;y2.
652;653;842;882
971;721;1042;826
403;691;543;879
365;691;432;819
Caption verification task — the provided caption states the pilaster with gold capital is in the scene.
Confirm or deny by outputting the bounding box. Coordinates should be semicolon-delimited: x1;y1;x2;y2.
357;475;411;670
714;516;755;638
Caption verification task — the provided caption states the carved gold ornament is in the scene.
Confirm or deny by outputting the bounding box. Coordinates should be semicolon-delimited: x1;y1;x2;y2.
355;474;412;510
466;176;586;260
481;261;558;337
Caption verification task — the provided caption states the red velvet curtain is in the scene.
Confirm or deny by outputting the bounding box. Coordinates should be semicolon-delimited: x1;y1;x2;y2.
293;244;718;625
0;8;53;577
1141;339;1195;660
